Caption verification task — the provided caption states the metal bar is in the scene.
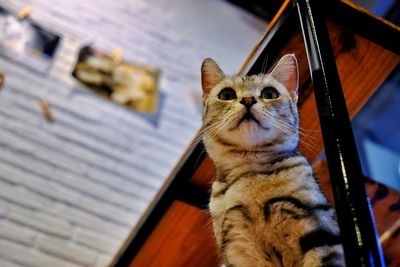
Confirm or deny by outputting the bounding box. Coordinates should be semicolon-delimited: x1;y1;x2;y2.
295;0;385;266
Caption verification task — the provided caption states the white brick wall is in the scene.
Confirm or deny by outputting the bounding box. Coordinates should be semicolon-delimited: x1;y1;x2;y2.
0;258;21;267
3;200;74;238
73;227;121;254
36;235;98;266
0;220;37;246
0;240;81;267
0;0;264;266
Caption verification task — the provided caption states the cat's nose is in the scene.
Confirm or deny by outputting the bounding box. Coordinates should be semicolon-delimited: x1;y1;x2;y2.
240;96;257;109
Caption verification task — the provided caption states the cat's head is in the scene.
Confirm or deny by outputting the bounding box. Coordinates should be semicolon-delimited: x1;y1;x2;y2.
201;54;299;156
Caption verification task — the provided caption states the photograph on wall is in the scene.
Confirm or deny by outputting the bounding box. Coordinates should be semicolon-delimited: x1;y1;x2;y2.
72;45;161;114
0;6;61;73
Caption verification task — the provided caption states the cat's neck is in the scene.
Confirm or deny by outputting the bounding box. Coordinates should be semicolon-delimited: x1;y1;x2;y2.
207;140;300;176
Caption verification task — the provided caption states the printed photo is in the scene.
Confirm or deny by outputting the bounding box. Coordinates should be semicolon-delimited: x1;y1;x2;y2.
72;45;161;114
0;6;61;73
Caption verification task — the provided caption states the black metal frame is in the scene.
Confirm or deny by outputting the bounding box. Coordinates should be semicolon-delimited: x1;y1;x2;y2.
296;1;385;265
112;0;399;266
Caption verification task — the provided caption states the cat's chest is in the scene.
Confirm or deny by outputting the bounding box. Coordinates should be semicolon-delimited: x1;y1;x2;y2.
210;175;280;216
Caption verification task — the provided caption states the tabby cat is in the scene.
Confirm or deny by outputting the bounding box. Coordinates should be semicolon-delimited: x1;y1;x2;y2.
201;54;345;267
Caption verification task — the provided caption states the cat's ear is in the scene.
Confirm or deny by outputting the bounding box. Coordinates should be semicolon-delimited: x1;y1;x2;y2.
201;58;225;97
270;54;299;102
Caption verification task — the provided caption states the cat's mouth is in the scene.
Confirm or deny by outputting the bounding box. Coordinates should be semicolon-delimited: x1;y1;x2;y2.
238;111;260;125
234;110;270;131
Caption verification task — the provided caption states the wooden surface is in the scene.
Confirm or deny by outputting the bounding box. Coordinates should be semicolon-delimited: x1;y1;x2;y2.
130;201;219;267
129;8;400;267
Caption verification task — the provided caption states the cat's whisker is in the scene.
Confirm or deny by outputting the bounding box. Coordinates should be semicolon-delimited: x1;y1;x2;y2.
261;54;270;74
193;146;208;169
297;128;319;140
298;131;320;151
271;118;320;153
191;116;231;149
186;131;206;151
299;139;320;151
267;117;293;136
299;132;319;141
271;117;321;153
203;114;235;144
261;55;268;74
298;126;320;133
298;139;320;154
297;134;320;153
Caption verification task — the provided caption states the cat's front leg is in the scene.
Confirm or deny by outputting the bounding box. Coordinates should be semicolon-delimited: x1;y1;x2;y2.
215;204;275;267
301;244;345;267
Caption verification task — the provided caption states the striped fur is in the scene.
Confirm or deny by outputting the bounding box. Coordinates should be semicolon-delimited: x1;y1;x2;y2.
201;55;345;266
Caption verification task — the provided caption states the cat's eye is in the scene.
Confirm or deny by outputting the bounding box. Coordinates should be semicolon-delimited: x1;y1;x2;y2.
218;88;237;100
260;87;279;99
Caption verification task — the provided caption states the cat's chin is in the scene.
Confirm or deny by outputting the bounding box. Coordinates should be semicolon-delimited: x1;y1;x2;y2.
235;120;262;135
223;127;270;148
232;118;271;140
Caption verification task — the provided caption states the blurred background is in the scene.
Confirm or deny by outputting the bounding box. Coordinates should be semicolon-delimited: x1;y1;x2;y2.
0;0;398;266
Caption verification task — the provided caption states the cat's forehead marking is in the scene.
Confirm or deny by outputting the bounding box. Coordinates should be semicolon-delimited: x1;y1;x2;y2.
229;75;265;88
